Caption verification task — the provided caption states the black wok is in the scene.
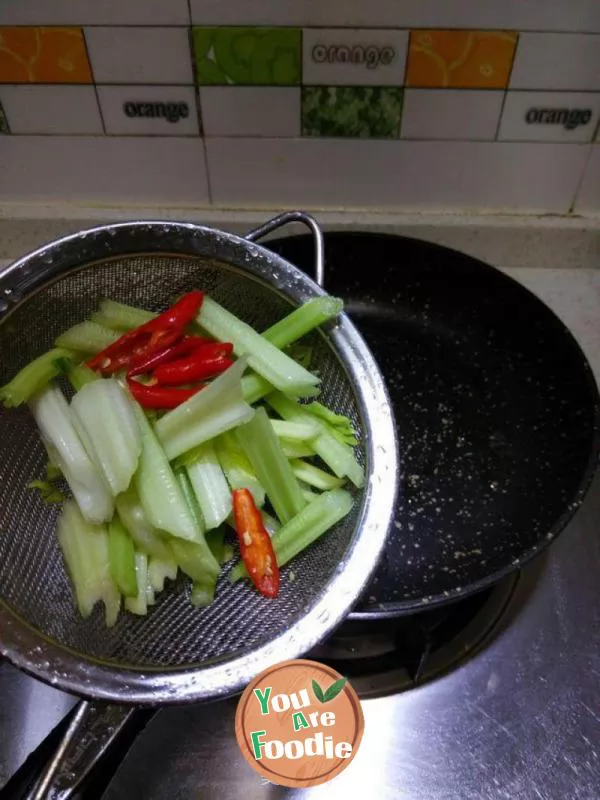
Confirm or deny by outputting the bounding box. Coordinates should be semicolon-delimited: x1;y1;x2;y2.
268;232;600;617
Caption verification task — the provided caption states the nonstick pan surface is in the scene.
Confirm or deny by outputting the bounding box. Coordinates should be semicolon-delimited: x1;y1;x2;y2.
267;233;600;618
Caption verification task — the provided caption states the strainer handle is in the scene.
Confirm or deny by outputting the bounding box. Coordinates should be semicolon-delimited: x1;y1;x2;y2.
244;211;325;288
26;700;134;800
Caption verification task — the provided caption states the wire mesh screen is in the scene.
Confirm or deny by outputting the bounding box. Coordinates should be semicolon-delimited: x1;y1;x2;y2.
0;253;365;669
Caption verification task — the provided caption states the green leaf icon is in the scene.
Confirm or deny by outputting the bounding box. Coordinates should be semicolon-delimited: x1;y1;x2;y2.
323;677;347;702
312;679;325;703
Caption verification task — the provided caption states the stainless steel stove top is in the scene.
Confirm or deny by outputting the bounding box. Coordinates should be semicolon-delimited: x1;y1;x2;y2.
2;472;598;800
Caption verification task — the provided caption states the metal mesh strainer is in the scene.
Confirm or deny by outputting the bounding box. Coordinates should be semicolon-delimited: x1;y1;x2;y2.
0;213;397;712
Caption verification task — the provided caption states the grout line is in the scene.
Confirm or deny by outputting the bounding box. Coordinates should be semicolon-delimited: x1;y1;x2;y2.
569;143;595;212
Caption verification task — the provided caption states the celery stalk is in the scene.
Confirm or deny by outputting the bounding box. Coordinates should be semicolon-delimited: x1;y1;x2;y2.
241;374;274;405
108;517;138;597
148;556;178;593
125;552;149;615
55;321;120;354
91;299;155;332
236;407;306;524
231;489;353;581
206;526;229;564
267;392;364;488
58;501;121;626
270;419;319;441
62;362;100;392
131;401;201;542
261;509;281;537
29;384;113;524
72;379;142;497
155;357;254;460
0;348;75;407
171;471;221;582
184;442;232;530
115;485;173;561
262;296;344;348
197;297;320;397
290;459;344;490
190;582;215;607
214;430;265;508
280;440;315;459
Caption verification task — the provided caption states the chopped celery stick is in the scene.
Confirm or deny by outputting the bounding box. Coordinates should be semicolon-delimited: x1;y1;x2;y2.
175;468;206;534
262;296;344;348
146;573;156;606
261;509;281;537
236;407;305;524
231;489;353;581
27;480;64;504
0;347;75;407
58;501;121;626
115;485;173;561
241;373;273;405
290;459;344;490
190;582;215;607
155;357;254;461
29;384;113;523
170;539;220;584
184;442;231;531
108;517;137;598
280;439;315;459
131;400;201;542
125;552;149;615
214;430;265;508
267;392;364;489
206;526;228;564
300;483;319;504
270;419;319;441
302;402;358;447
91;299;155;332
148;556;178;593
197;296;320;397
55;321;119;354
58;360;100;392
72;379;142;497
46;461;62;482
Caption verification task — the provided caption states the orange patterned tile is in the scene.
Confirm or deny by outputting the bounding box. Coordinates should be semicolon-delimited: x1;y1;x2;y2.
0;27;92;84
407;30;518;89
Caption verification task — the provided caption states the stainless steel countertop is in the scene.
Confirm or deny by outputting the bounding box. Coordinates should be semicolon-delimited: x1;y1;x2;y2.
99;472;600;800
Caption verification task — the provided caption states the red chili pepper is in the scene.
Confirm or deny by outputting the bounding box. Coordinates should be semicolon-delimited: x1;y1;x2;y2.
153;343;234;386
127;377;204;409
88;291;204;376
127;336;211;377
232;488;280;599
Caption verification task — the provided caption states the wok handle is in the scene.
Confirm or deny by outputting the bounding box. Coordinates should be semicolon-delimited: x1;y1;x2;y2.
244;211;325;288
25;700;134;800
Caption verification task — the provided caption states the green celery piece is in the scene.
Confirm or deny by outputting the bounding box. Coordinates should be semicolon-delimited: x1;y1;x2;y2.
236;407;306;524
91;299;155;332
131;401;201;542
241;374;274;405
261;509;281;537
29;384;114;524
262;296;344;348
61;361;100;392
175;467;206;534
301;402;358;446
214;430;265;508
115;484;173;560
171;471;220;581
190;582;215;608
148;556;178;593
0;347;75;407
270;418;319;441
231;489;353;581
146;572;156;606
280;439;315;459
108;517;138;597
155;357;254;461
55;321;120;354
46;461;63;482
197;296;320;397
27;479;65;504
125;552;149;615
57;500;121;626
206;526;228;564
267;392;364;489
299;482;320;504
72;379;142;497
290;459;344;491
184;442;232;530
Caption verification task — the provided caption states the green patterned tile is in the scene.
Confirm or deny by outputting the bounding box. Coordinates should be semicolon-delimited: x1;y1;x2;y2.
193;27;301;86
302;86;403;139
0;101;9;134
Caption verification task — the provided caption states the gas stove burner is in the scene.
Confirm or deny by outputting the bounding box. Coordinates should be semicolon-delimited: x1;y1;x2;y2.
308;571;519;698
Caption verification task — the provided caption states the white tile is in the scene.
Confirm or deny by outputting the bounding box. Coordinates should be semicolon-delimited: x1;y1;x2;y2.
199;87;299;137
85;27;194;85
97;86;199;135
206;138;589;212
0;137;208;203
574;145;600;211
0;0;189;25
499;92;600;143
190;0;600;33
0;85;102;134
510;34;600;91
401;90;503;141
302;29;408;87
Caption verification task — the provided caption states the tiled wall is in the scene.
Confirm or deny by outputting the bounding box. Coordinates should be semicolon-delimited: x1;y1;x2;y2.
1;1;600;213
